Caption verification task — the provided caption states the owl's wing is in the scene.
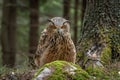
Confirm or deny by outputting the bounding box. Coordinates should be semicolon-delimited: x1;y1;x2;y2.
34;29;49;66
36;29;48;55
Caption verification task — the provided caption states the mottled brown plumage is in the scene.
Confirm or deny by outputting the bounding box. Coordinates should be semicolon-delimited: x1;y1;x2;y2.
34;17;76;67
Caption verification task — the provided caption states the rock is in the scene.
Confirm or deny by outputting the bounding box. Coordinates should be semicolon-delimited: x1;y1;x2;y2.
33;61;90;80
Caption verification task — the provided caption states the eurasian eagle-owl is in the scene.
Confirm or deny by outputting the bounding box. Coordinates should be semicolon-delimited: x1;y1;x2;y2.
34;17;76;67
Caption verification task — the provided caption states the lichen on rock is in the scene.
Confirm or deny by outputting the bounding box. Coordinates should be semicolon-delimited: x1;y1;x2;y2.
33;61;90;80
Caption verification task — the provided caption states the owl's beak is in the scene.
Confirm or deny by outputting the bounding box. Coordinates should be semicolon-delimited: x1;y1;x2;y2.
57;28;63;35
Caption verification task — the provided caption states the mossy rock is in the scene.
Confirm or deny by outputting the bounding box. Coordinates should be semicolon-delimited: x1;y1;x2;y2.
101;46;111;64
33;61;90;80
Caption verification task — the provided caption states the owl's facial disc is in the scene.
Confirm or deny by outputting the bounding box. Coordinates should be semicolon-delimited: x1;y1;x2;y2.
48;17;70;34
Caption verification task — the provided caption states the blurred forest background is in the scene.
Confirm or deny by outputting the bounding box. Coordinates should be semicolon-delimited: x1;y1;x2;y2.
0;0;120;72
0;0;83;68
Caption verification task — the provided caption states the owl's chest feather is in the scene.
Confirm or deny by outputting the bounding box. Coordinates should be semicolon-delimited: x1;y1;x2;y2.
48;35;72;54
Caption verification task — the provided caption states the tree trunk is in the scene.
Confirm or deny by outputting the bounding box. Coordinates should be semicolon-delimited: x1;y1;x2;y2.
29;0;39;67
74;0;79;44
1;0;17;67
63;0;71;19
80;0;86;35
77;0;120;68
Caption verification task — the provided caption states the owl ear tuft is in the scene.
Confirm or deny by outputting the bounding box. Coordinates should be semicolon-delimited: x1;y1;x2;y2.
63;20;70;25
48;19;55;25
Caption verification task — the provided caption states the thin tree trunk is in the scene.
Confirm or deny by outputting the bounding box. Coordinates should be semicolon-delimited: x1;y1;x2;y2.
29;0;39;67
1;0;16;67
81;0;86;26
80;0;86;37
63;0;71;19
74;0;79;44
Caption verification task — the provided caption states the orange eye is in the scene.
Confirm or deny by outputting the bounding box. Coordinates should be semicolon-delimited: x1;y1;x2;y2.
61;25;65;28
50;25;56;29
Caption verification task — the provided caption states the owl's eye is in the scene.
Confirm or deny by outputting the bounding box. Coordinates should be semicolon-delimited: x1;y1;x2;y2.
50;25;56;29
61;25;66;29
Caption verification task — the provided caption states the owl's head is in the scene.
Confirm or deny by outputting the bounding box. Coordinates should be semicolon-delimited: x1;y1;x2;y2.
47;17;70;35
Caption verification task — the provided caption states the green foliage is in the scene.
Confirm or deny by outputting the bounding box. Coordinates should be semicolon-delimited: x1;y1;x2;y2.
40;0;48;6
86;66;109;80
76;51;83;61
101;46;111;64
0;66;12;75
0;61;31;76
110;31;120;60
40;0;63;16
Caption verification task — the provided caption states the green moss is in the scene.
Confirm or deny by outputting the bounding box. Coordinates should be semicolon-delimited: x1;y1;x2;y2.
46;61;67;80
101;46;111;64
86;65;103;76
77;52;83;58
33;61;90;80
76;51;84;64
86;65;109;80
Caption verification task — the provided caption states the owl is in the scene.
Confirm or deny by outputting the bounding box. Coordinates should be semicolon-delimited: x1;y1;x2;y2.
34;17;76;67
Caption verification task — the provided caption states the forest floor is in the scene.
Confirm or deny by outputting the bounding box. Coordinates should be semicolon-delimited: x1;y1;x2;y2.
0;61;120;80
